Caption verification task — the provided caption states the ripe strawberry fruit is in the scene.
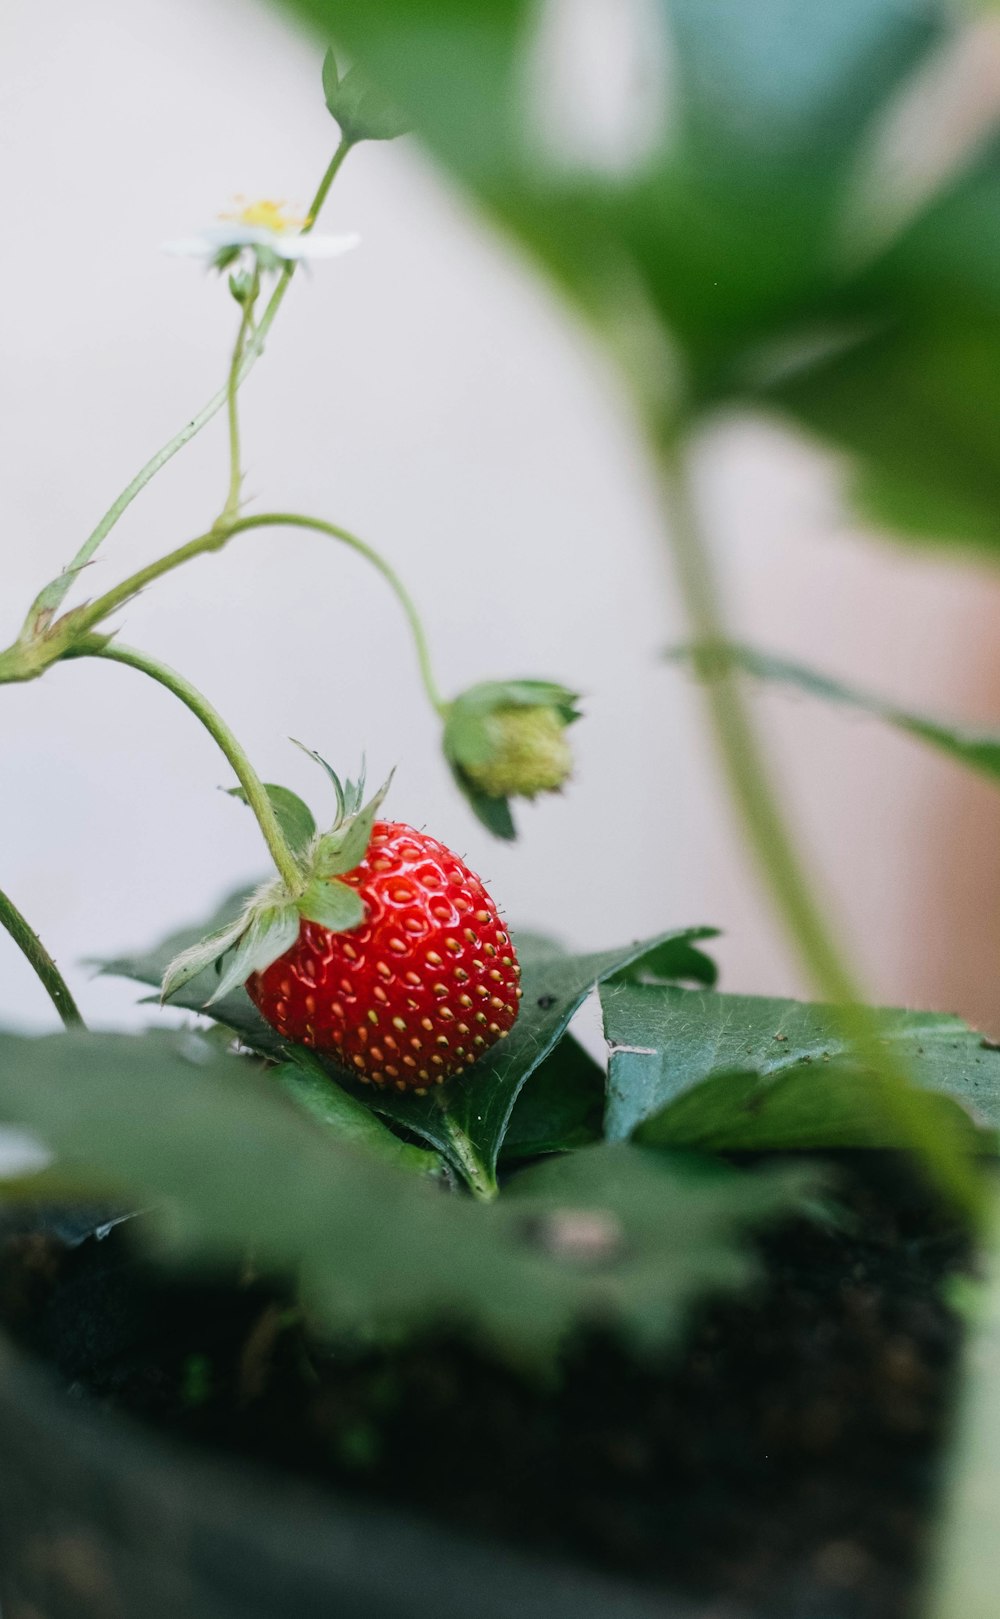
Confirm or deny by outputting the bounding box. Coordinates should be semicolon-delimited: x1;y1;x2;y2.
247;821;521;1093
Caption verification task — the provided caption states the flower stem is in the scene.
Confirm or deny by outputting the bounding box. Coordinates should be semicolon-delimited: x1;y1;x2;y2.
222;269;260;522
23;138;354;632
657;437;980;1220
70;636;305;895
0;885;86;1030
70;510;446;715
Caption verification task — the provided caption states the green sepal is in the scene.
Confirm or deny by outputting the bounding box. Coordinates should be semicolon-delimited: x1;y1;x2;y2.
313;771;393;877
296;877;365;933
446;762;516;841
443;679;581;836
226;783;317;859
160;910;253;1004
322;49;410;144
205;902;300;1006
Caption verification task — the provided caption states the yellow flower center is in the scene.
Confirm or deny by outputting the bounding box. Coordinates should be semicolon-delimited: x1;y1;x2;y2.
220;198;308;234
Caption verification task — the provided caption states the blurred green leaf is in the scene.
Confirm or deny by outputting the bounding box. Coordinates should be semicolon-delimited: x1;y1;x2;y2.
0;1028;810;1361
673;644;1000;784
280;0;1000;546
273;1049;444;1176
322;48;411;142
601;982;998;1156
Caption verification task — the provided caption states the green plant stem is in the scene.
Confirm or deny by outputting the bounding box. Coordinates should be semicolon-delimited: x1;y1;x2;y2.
222;269;260;521
24;138;353;631
657;438;980;1220
71;511;446;715
0;886;86;1030
442;1116;498;1202
71;637;304;895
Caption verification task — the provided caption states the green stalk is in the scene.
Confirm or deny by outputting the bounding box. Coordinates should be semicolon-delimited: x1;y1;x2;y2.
0;886;86;1030
657;437;980;1220
70;637;304;895
221;268;260;522
442;1116;498;1202
70;510;446;715
23;139;353;632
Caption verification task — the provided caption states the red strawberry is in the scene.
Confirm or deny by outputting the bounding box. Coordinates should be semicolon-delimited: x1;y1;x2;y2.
246;821;521;1093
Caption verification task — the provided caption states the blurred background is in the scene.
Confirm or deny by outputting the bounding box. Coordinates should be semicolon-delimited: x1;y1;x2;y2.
4;0;1000;1034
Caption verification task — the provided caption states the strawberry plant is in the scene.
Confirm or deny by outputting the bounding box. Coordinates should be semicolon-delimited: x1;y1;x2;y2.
1;6;1000;1618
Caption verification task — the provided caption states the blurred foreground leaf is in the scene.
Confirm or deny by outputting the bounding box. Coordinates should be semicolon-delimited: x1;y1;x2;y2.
278;0;1000;547
0;1028;809;1361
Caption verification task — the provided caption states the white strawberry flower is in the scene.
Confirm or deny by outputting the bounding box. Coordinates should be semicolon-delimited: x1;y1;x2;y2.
163;198;359;273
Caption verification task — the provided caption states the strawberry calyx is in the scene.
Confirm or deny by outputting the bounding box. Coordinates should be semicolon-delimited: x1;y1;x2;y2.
160;753;392;1007
443;679;581;840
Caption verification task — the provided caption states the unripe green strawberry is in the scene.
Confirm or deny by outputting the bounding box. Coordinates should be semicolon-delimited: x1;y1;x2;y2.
246;822;521;1092
459;705;573;800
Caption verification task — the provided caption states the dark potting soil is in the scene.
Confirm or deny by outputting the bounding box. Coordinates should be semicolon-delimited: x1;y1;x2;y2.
0;1153;971;1619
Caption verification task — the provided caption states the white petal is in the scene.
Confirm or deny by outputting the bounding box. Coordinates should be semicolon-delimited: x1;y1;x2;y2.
278;231;361;261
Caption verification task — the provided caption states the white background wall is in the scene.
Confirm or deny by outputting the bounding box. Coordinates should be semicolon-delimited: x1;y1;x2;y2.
4;0;1000;1036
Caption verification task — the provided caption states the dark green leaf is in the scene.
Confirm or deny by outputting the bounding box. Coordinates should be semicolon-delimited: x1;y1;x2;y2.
600;982;998;1155
611;933;718;989
501;1034;605;1161
671;643;1000;786
0;1029;811;1361
227;784;316;859
366;928;721;1193
297;876;365;932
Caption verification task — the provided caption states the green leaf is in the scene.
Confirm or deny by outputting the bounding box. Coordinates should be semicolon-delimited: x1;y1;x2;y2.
611;933;718;989
296;876;365;932
322;47;411;143
768;309;1000;550
227;784;316;859
206;903;300;1006
363;927;721;1192
273;1050;444;1177
286;2;1000;549
104;905;718;1194
600;982;998;1157
0;1028;812;1362
500;1034;605;1161
672;643;1000;786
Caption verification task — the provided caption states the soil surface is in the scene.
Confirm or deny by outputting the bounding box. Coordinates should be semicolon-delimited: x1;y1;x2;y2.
0;1154;971;1619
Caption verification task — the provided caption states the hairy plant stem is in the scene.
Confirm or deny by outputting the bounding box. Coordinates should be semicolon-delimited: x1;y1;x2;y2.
657;437;980;1220
22;138;354;632
70;637;304;895
70;511;446;715
442;1116;498;1202
0;886;86;1030
222;268;260;521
